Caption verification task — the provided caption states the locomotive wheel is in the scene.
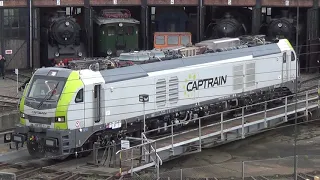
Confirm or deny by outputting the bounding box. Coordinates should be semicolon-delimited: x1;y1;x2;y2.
27;140;45;159
79;142;92;158
71;141;92;158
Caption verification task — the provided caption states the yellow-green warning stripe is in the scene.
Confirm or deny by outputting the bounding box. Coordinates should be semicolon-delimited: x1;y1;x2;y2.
55;71;83;130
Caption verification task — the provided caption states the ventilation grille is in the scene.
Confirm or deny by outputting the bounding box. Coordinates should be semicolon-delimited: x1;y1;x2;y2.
233;64;243;90
156;79;166;107
245;62;256;88
169;76;179;104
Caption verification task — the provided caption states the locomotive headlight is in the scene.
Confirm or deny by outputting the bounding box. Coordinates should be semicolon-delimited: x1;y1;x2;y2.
119;23;123;27
65;21;70;26
55;117;65;122
5;133;11;141
107;49;112;55
78;52;82;57
55;52;60;57
20;112;25;118
278;23;283;28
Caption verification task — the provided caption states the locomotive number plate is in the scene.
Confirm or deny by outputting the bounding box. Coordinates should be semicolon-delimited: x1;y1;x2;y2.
32;123;50;128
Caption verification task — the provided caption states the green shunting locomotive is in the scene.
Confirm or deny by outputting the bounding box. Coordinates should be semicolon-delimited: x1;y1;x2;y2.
93;9;140;57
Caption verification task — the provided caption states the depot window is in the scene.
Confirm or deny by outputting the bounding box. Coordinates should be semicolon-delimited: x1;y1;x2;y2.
3;8;27;39
75;89;83;103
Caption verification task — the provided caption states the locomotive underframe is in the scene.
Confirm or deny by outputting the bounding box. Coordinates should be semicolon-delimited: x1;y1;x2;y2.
11;80;296;159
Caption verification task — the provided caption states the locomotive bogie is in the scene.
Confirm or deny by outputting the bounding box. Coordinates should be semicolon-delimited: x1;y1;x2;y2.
12;38;297;158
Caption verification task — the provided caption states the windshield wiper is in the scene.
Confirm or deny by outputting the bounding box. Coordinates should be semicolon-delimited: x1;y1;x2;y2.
37;82;59;109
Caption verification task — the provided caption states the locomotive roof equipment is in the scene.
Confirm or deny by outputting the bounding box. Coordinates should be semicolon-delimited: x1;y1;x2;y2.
93;9;140;26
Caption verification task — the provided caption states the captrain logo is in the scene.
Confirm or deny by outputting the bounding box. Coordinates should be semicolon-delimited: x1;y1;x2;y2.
183;73;228;98
182;73;197;98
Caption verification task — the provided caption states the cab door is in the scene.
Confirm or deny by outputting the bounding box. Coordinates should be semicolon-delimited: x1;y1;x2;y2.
282;52;289;82
286;51;291;81
290;51;297;79
93;84;104;131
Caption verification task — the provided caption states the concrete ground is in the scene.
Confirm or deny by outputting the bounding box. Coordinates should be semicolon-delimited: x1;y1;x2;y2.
159;121;320;178
0;70;31;98
0;70;32;131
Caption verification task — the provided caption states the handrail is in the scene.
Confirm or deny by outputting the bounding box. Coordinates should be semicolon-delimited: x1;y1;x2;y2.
147;91;317;144
154;95;317;141
144;90;317;134
117;89;318;177
142;133;163;165
117;89;317;152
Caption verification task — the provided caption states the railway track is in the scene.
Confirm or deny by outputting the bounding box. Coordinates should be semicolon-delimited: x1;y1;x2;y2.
221;171;320;180
0;95;19;111
5;73;31;84
157;171;320;180
0;159;116;180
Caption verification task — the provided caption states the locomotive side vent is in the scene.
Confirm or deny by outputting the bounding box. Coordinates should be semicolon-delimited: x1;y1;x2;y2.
233;64;244;91
245;62;256;88
169;76;179;104
156;79;167;108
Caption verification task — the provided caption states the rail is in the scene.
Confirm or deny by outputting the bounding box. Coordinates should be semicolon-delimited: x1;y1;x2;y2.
117;89;319;178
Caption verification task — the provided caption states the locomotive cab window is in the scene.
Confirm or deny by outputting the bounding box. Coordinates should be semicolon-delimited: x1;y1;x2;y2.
283;52;286;63
291;51;295;61
75;89;83;103
94;85;101;98
126;26;134;35
107;26;116;36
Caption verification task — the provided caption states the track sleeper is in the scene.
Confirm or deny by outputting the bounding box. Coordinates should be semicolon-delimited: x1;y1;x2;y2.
64;173;81;180
50;171;72;180
16;167;41;179
258;176;269;180
15;167;37;175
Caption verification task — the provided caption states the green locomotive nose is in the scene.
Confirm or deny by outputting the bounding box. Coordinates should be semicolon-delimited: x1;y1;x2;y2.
93;9;140;57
